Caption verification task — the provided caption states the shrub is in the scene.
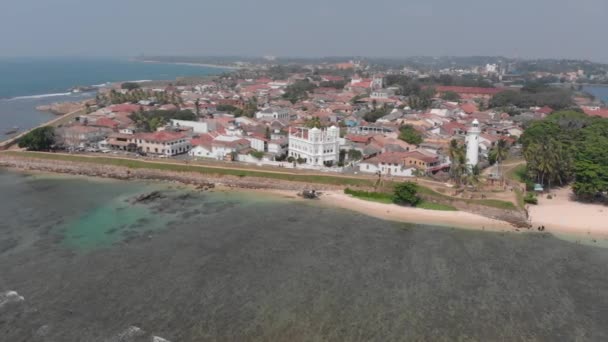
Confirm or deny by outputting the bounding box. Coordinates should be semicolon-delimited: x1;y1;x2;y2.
523;193;538;205
393;181;421;206
249;151;264;159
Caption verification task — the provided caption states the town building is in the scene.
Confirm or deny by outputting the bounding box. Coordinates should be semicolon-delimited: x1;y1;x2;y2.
129;131;190;156
358;152;418;177
255;108;291;120
170;119;215;134
56;125;111;148
288;126;340;166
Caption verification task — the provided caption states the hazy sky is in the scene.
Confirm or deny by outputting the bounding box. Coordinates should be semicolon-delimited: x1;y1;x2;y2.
1;0;607;62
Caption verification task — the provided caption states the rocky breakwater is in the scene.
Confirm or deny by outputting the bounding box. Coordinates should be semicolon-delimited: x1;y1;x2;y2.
0;155;342;191
420;194;530;228
36;102;85;115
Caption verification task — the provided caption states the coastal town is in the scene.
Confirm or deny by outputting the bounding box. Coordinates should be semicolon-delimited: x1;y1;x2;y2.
4;0;608;337
3;57;608;238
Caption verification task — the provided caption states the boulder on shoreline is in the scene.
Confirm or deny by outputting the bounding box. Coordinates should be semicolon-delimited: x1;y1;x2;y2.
36;102;84;115
131;191;164;204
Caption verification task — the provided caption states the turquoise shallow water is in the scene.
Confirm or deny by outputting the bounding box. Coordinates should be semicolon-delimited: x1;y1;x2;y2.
1;169;608;341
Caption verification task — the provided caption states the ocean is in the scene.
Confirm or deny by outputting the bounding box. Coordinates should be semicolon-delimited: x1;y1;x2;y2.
584;85;608;104
1;170;608;341
0;57;224;140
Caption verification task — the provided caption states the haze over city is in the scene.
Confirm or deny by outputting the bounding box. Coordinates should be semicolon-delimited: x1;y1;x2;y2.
1;0;607;62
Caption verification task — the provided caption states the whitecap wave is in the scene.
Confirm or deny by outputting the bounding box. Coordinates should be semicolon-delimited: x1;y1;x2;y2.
7;92;73;100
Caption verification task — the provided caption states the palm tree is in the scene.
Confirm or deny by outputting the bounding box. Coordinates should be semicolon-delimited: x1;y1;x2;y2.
194;99;201;117
448;139;467;187
466;165;482;191
491;139;509;183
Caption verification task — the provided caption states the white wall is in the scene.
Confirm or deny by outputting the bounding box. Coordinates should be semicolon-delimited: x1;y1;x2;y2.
170;119;209;134
359;163;415;177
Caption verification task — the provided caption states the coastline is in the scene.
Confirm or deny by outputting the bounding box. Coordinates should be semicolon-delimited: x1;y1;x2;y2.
528;187;608;244
267;189;516;232
136;59;240;70
2;153;608;246
0;154;519;233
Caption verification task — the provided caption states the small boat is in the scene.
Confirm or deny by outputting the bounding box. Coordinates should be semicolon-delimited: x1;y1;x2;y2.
298;189;321;199
4;126;19;135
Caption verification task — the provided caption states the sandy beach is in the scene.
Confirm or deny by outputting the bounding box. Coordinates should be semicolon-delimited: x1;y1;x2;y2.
267;189;518;233
529;187;608;240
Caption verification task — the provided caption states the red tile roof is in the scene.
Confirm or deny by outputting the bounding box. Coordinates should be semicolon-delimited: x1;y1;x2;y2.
582;107;608;118
536;106;554;114
345;134;372;144
92;117;120;129
136;131;187;142
109;104;141;113
403;150;439;163
460;103;478;114
362;152;411;165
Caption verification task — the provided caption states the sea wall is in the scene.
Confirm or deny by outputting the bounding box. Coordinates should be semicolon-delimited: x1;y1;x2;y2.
0;156;341;191
0;108;85;151
419;195;530;228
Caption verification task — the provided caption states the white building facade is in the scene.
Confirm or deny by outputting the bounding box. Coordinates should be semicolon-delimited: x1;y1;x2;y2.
288;126;340;166
170;119;214;134
255;108;290;120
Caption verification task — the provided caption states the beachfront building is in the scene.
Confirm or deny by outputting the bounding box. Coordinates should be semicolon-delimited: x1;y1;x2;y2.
129;131;190;156
56;125;112;149
358;152;418;177
466;119;481;167
288;126;340;166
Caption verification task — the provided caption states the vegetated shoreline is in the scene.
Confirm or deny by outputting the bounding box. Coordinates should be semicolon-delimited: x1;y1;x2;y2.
6;151;608;244
3;152;608;245
0;153;532;235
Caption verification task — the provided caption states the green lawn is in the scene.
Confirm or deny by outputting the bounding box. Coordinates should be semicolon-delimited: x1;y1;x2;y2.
414;183;517;210
4;151;374;187
344;188;458;211
506;164;527;183
514;188;525;209
4;151;519;211
416;201;458;211
344;188;393;204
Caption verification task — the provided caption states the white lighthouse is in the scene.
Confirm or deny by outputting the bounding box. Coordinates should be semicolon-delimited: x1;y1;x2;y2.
466;119;481;167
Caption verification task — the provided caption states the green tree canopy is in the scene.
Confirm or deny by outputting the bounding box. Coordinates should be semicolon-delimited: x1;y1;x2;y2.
521;110;608;201
18;126;55;151
393;182;421;206
441;91;461;102
121;82;141;90
490;86;573;110
363;107;389;123
282;80;316;104
398;124;424;145
129;109;196;132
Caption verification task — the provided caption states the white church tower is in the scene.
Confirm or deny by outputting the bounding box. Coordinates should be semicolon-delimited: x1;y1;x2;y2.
466;119;481;167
